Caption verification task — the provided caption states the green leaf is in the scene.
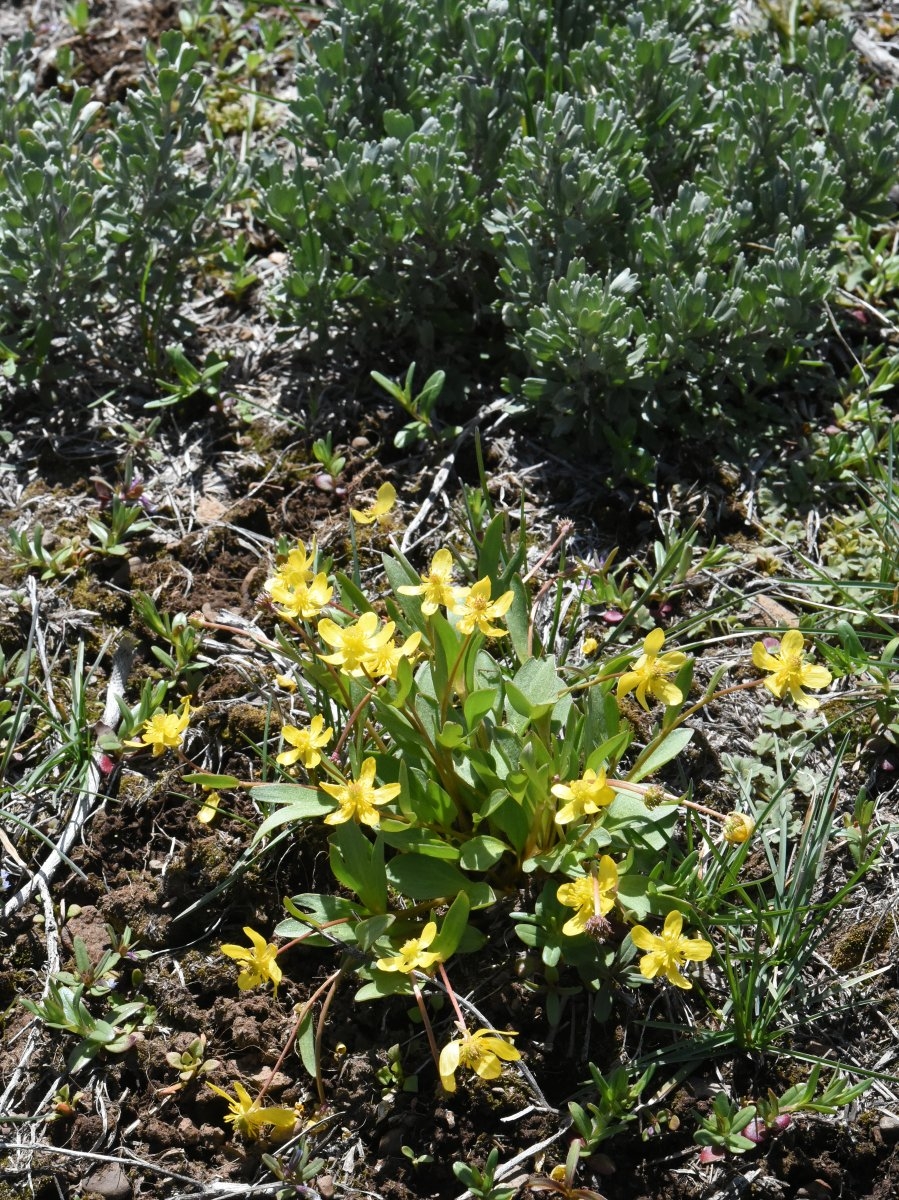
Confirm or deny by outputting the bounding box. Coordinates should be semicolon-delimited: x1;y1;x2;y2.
505;575;531;665
379;823;459;859
627;728;694;783
385;855;494;907
617;873;653;922
603;792;678;852
295;1008;316;1077
329;822;388;914
429;891;470;961
463;688;497;730
355;914;396;951
251;785;335;842
476;513;505;582
436;721;466;748
356;971;415;1001
278;893;362;944
586;730;632;773
183;772;240;789
458;835;507;871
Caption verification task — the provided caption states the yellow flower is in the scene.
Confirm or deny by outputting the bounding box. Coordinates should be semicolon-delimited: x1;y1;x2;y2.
439;1027;520;1093
274;673;298;692
630;910;712;990
581;636;599;657
454;577;514;638
364;630;422;680
751;630;832;710
350;481;396;525
268;571;334;622
616;628;687;711
276;716;333;770
397;548;462;615
317;611;396;676
723;812;755;844
557;856;619;936
267;541;314;590
320;757;401;826
130;695;191;757
220;927;283;992
376;921;440;973
207;1080;296;1141
552;767;615;825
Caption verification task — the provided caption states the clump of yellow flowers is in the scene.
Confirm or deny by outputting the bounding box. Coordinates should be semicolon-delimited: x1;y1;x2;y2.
128;695;191;757
190;525;850;1138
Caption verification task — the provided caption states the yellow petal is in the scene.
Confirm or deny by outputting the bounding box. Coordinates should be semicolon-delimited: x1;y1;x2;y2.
664;965;692;989
197;791;221;823
680;937;713;963
639;951;664;979
779;629;805;657
752;642;780;671
651;679;683;707
643;628;666;654
800;664;832;688
220;944;250;962
617;670;641;698
597;855;618;892
629;925;656;951
561;911;588;937
439;1040;461;1092
662;910;684;938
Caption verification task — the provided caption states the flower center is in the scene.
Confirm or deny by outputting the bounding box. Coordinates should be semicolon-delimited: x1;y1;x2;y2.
346;781;367;807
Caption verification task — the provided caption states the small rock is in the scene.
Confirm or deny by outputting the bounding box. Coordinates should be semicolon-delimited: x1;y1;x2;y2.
248;1069;291;1093
177;1116;200;1147
351;436;370;449
318;1176;335;1199
880;1112;899;1139
81;1163;131;1199
796;1182;831;1200
199;1122;225;1146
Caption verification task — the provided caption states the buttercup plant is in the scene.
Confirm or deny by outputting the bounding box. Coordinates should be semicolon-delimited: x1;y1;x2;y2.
174;497;872;1149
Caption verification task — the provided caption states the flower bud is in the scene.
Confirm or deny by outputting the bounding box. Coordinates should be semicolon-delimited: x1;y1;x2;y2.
723;812;755;844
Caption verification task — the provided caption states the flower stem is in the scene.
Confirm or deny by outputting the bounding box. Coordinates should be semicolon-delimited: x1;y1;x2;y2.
437;962;468;1032
255;968;342;1105
412;980;442;1076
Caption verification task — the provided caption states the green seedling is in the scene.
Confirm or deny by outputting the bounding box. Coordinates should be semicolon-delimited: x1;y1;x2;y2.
453;1147;517;1200
164;1033;220;1088
87;497;151;557
20;980;155;1072
312;433;346;481
132;592;206;684
7;524;81;579
568;1064;655;1154
148;343;229;409
63;0;91;36
371;363;458;449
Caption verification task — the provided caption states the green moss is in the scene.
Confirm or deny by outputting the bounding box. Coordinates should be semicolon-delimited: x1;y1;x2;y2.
829;915;891;972
70;572;131;624
224;702;270;744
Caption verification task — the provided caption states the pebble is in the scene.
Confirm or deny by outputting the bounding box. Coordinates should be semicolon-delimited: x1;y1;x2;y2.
81;1163;131;1199
879;1111;899;1139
